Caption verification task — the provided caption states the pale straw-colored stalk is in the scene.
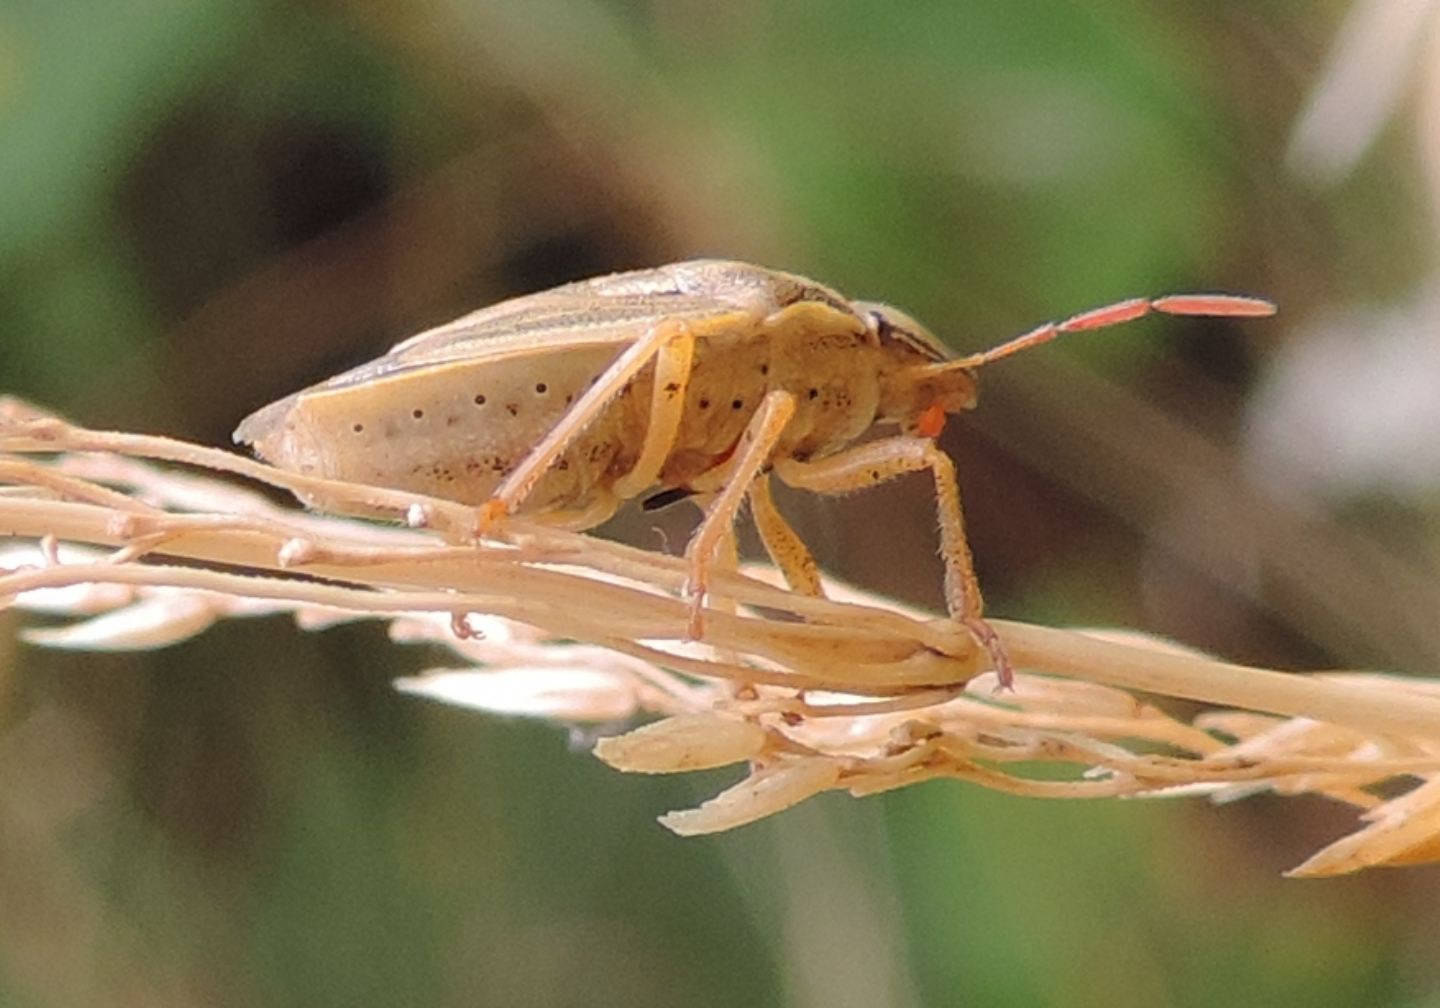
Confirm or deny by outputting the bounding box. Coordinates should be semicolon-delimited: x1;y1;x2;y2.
1;397;1438;877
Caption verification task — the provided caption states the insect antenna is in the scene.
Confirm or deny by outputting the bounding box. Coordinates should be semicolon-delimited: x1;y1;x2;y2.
952;293;1277;369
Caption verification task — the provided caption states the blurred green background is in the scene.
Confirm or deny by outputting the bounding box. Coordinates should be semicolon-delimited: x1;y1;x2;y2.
4;1;1440;1005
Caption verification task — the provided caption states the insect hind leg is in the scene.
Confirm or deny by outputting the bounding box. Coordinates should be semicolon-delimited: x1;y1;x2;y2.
477;318;694;529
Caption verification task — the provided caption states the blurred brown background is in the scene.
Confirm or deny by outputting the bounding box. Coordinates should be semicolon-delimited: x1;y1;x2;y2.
3;1;1439;1005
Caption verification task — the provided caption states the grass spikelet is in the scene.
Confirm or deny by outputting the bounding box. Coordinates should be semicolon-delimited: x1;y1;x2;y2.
2;397;1439;877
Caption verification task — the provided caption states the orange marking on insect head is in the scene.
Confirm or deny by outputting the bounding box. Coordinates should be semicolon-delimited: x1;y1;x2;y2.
917;402;947;439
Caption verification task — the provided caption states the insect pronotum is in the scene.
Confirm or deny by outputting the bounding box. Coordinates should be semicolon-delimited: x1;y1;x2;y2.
236;260;1276;687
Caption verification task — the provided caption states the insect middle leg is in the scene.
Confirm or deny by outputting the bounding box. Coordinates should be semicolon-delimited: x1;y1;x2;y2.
773;436;1013;688
477;318;696;527
683;389;798;636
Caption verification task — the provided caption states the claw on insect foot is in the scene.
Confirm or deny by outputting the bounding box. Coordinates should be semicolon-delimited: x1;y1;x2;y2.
682;562;709;640
963;615;1014;691
686;600;706;640
474;498;509;536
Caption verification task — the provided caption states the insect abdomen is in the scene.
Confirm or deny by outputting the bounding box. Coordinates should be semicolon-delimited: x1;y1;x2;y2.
239;345;636;509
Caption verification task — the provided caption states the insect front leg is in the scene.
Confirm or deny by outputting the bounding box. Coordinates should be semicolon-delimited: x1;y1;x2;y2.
478;318;695;529
683;389;798;637
772;437;1012;689
748;473;823;598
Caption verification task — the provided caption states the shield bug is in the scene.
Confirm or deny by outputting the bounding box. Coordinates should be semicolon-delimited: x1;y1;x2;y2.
236;260;1275;687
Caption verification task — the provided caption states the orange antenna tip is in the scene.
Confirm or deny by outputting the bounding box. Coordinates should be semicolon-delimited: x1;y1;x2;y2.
1153;294;1277;318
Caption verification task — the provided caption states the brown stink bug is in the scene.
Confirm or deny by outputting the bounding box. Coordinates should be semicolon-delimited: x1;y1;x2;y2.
236;260;1275;686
